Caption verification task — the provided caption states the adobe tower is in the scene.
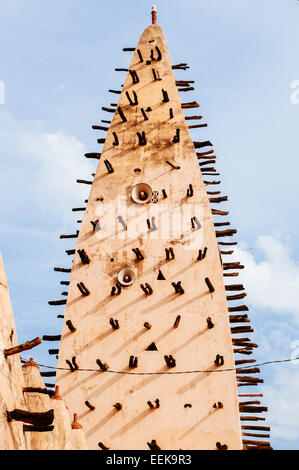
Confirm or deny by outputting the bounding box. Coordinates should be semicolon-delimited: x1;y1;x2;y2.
50;7;270;450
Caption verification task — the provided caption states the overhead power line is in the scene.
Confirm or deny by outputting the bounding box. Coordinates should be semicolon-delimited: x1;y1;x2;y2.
20;356;299;377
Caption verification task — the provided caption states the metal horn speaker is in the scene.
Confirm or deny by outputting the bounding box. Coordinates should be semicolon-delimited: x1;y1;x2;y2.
117;268;136;287
131;183;153;204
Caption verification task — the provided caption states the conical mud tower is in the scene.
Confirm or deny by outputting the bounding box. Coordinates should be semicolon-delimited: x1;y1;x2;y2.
50;7;270;450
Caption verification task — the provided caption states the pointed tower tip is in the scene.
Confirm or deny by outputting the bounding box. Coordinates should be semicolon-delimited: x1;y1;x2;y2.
151;5;157;24
22;357;39;369
51;385;63;400
72;413;83;430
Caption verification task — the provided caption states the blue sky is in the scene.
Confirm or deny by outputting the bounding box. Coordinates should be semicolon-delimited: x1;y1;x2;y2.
0;0;299;450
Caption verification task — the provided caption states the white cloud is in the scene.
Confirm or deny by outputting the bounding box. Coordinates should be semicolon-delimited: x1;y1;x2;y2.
0;111;93;223
231;235;299;321
228;236;299;446
262;367;299;444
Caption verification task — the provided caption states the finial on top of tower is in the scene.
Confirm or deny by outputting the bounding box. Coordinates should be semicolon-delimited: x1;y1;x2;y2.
152;5;157;24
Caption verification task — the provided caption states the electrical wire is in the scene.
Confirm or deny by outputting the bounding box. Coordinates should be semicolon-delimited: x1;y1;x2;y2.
20;356;299;376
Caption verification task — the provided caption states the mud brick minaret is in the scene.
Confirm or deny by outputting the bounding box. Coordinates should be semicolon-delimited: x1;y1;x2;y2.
52;7;270;451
